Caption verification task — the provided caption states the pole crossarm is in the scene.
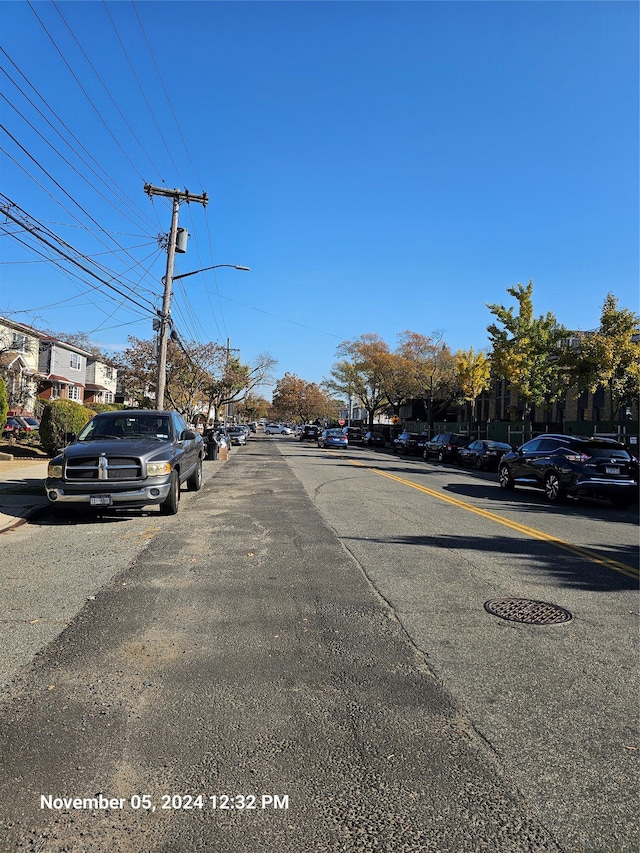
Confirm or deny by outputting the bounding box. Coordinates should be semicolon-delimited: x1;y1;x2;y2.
144;184;208;409
144;184;208;207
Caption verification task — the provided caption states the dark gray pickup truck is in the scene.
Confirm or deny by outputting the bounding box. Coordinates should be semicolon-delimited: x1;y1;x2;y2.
45;409;203;515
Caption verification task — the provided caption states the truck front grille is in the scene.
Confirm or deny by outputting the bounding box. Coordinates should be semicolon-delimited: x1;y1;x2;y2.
65;455;143;481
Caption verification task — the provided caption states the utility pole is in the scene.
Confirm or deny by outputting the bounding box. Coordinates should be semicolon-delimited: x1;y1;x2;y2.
144;184;208;409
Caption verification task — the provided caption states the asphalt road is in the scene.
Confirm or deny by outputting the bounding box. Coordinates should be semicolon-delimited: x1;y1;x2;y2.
0;435;637;852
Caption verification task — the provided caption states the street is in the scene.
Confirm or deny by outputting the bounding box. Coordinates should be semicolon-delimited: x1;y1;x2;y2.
0;435;637;852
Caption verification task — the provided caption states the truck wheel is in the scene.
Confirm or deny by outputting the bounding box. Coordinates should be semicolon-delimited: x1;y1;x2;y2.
187;457;203;491
160;472;180;514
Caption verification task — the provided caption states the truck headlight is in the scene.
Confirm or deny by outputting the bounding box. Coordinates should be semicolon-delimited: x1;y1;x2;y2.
48;462;63;478
147;461;172;476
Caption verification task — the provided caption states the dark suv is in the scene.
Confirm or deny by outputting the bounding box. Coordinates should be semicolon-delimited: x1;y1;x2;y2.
422;433;470;463
299;425;321;442
341;426;365;446
45;410;204;515
498;434;638;508
393;431;423;454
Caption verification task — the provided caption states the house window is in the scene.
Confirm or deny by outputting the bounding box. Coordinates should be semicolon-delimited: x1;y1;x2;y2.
70;353;82;370
104;391;114;403
12;333;29;352
105;367;113;379
68;385;82;401
51;384;61;400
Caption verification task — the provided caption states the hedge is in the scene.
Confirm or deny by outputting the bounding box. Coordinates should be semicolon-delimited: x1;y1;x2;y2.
39;400;96;455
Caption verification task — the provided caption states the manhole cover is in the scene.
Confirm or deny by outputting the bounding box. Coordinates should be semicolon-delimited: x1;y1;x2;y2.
484;597;573;625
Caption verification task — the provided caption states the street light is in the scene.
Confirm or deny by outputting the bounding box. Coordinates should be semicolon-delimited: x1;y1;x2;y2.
171;264;250;281
156;263;250;409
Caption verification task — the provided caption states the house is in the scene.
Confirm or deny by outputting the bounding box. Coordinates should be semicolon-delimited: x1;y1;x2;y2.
0;316;45;415
84;356;118;405
37;336;92;403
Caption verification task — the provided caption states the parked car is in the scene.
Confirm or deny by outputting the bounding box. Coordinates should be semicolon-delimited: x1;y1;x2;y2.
299;424;321;442
363;430;385;448
341;426;365;446
2;417;23;435
498;434;639;508
318;428;348;449
422;433;471;463
227;426;248;446
14;415;40;431
393;431;423;454
459;440;513;470
265;423;292;435
45;409;204;515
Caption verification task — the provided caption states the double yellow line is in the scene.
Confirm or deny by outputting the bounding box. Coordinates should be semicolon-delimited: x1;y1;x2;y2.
349;460;639;581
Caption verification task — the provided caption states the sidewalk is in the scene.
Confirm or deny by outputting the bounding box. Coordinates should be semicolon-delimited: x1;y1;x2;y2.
0;456;50;533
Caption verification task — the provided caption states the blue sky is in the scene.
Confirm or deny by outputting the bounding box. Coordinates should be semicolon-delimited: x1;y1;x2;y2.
1;1;638;394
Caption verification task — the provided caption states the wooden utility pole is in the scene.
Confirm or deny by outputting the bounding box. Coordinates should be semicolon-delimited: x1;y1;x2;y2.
144;184;208;409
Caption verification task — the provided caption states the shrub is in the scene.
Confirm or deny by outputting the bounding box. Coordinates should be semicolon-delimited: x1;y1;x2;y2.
39;400;96;455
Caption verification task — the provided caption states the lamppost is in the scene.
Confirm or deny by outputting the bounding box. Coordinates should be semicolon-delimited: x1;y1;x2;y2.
155;264;250;409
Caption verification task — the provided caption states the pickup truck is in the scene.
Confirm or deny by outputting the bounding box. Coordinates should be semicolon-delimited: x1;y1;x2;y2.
45;409;204;515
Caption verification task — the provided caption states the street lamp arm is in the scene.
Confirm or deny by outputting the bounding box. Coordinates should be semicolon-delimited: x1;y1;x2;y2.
172;264;250;281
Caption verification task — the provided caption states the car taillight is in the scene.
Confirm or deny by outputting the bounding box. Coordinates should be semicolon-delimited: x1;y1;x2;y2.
565;452;590;462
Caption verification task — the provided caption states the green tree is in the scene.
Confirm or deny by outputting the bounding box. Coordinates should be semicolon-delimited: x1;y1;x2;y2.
486;281;566;417
324;334;392;429
560;293;640;428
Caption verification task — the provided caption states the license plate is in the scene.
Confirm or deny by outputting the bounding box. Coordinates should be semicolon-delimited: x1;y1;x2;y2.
90;495;112;506
605;466;620;475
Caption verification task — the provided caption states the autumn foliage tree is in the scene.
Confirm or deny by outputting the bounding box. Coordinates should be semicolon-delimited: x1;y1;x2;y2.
455;347;491;423
271;373;338;422
324;334;393;429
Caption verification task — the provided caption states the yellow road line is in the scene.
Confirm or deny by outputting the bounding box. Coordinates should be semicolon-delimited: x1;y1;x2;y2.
349;460;639;580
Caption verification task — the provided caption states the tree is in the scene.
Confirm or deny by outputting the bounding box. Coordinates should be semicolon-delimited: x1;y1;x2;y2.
560;293;640;429
114;336;276;423
234;393;271;422
455;347;491;424
0;376;8;431
271;373;338;423
324;334;393;429
396;330;457;425
486;281;566;417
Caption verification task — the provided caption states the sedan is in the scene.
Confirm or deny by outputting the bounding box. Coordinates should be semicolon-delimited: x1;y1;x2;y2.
15;416;40;431
498;433;638;508
2;417;23;435
227;426;248;445
459;440;513;470
318;429;348;449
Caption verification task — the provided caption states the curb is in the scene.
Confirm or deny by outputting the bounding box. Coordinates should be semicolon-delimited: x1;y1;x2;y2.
0;501;50;534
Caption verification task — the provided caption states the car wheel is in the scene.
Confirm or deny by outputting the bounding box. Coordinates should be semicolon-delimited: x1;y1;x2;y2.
186;456;203;491
422;450;429;461
544;471;564;503
160;471;180;514
475;457;484;470
498;463;515;490
437;449;445;463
